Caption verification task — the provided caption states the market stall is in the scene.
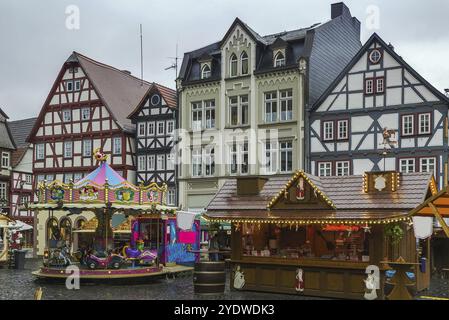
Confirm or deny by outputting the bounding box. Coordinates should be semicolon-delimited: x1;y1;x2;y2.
204;171;437;299
28;149;199;280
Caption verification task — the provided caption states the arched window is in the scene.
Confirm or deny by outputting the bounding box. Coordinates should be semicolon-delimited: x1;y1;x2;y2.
241;51;249;75
60;217;72;245
46;218;60;248
230;54;238;77
201;64;211;79
274;51;286;67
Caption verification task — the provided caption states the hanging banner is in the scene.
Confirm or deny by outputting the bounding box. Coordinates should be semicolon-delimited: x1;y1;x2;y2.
176;211;197;231
412;216;433;239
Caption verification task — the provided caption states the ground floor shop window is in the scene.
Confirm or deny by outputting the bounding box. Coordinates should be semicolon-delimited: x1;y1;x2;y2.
241;223;369;262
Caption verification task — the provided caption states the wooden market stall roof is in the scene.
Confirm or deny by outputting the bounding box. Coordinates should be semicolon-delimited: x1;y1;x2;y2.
408;185;449;237
204;171;437;225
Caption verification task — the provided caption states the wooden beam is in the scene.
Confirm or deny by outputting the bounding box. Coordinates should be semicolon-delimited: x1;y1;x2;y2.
429;203;449;238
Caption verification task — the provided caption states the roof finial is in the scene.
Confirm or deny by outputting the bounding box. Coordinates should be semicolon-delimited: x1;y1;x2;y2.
94;148;108;163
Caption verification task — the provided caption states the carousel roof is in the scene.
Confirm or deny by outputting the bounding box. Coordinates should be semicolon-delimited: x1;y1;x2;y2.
74;161;131;189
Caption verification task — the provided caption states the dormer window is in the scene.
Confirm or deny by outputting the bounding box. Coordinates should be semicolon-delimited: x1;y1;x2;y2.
201;64;211;79
230;53;238;77
274;51;285;67
241;51;249;75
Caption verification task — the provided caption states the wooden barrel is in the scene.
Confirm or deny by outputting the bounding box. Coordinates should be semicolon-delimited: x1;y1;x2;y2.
193;262;226;295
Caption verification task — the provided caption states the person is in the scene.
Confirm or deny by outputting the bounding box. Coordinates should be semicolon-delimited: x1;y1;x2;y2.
208;233;219;261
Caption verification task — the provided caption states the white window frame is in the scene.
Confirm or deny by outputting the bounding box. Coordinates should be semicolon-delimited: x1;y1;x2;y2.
63;141;73;158
337;120;349;140
264;92;278;123
191;102;203;131
336;161;350;176
241;51;249;75
318;162;332;177
205;100;215;129
138;122;146;137
323;121;334;141
147;122;155;136
1;152;9;169
74;173;83;182
82;139;92;157
167;153;175;171
167;120;175;135
138;155;146;171
203;147;215;177
264;141;278;174
230;53;238;77
66;81;74;92
229;96;239;126
280;89;293;121
376;77;384;94
0;182;7;203
36;144;45;160
402;115;414;136
157;121;165;136
418;113;431;135
25;174;32;184
81;107;90;121
147;155;155;171
400;158;415;173
365;79;374;95
62;109;71;122
201;64;211;79
420;157;436;176
64;173;73;184
157;154;165;171
279;141;293;173
74;80;81;91
230;140;249;175
113;137;122;155
167;189;176;205
274;51;286;67
192;149;202;177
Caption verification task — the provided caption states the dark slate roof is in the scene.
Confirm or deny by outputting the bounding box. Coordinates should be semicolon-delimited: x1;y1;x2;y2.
179;3;361;106
206;172;433;219
311;33;449;111
0;109;16;150
9;117;37;148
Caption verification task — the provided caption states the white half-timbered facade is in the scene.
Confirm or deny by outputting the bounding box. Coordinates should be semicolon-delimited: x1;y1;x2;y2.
27;52;151;254
308;33;449;187
128;84;177;205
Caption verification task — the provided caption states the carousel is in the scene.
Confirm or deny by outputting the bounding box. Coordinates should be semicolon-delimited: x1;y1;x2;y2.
28;149;200;280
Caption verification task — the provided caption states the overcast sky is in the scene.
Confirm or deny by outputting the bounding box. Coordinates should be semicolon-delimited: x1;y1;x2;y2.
1;0;448;120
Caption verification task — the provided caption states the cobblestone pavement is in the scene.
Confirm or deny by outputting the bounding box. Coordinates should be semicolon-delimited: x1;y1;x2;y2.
0;259;447;300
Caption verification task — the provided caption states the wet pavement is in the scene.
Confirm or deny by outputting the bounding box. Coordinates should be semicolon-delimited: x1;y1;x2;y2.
0;259;447;300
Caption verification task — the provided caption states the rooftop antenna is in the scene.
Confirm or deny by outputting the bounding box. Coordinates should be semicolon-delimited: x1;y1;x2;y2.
165;43;179;78
140;24;144;86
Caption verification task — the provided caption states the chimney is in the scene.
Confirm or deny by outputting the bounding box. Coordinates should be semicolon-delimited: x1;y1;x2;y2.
331;2;350;19
236;176;268;196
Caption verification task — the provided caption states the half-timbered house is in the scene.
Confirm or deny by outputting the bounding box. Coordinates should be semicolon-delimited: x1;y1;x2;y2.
128;84;177;205
9;117;36;248
0;109;16;215
308;33;449;188
27;52;151;255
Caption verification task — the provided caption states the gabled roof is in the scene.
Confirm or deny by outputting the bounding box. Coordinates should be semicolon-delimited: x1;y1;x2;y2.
220;17;268;47
0;109;16;150
11;147;29;168
311;33;449;111
127;82;177;119
10;117;36;148
27;52;151;141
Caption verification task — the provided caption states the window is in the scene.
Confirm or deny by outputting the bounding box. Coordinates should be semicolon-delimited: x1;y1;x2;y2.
81;107;90;120
157;122;165;136
204;148;215;176
167;153;175;171
25;174;32;184
264;92;277;123
230;97;238;126
205;100;215;129
241;95;249;125
274;52;285;67
46;174;54;182
138;122;146;137
74;173;83;182
192;149;202;177
37;175;45;184
369;49;382;64
36;144;45;160
264;141;278;174
336;161;350;176
230;53;238;77
420;158;436;176
82;140;92;157
151;94;161;106
279;141;293;173
337;120;349;140
241;51;249;75
419;113;431;135
62;109;71;122
167;189;176;205
1;152;9;168
64;173;73;184
113;137;122;154
280;90;293;121
191;102;203;131
401;115;414;136
365;79;374;95
400;158;415;173
66;81;73;92
167;120;175;135
318;162;332;177
0;182;7;203
229;95;248;126
201;64;211;79
157;154;165;170
323;121;334;141
376;78;384;94
74;80;81;91
230;140;249;175
64;141;73;158
147;155;155;171
148;122;155;136
138;155;146;171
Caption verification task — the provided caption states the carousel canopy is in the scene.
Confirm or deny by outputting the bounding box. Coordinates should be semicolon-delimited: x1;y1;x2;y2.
75;161;130;189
